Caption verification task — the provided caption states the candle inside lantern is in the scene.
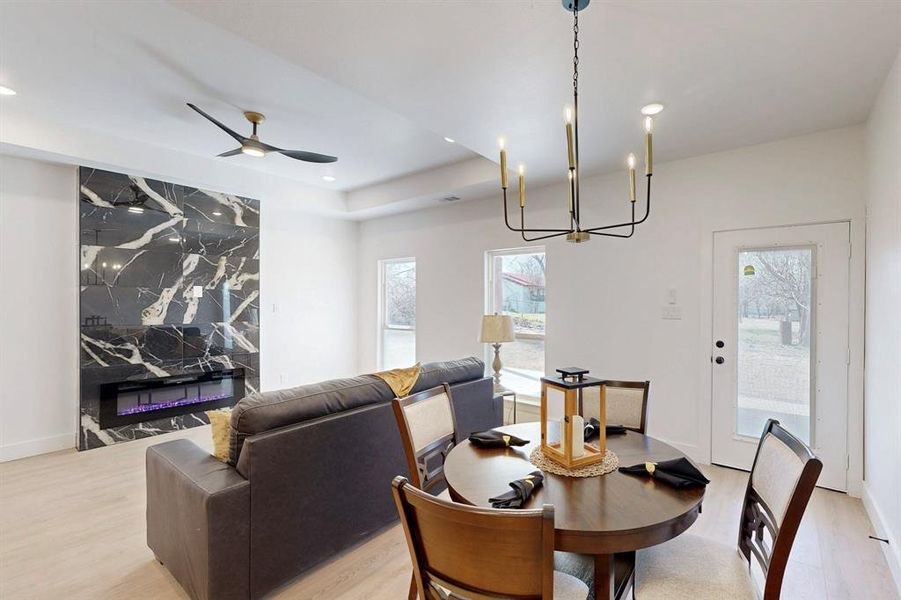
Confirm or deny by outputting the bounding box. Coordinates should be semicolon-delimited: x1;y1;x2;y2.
644;116;653;176
499;138;508;189
570;415;585;458
627;153;637;202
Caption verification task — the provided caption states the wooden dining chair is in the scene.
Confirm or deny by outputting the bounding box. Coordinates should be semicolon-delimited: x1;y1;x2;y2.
393;385;461;600
635;419;822;599
581;380;650;433
392;383;458;499
391;476;589;600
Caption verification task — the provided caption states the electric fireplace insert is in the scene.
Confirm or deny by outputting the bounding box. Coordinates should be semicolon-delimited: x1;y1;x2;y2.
99;369;245;429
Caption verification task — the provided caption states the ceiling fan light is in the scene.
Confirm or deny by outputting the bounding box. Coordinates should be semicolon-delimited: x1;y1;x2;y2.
241;144;265;157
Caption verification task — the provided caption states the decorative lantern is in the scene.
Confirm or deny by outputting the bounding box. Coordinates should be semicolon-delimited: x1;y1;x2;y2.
540;367;606;469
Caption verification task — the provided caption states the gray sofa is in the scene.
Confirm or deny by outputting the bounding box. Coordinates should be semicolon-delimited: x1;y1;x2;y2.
145;357;501;600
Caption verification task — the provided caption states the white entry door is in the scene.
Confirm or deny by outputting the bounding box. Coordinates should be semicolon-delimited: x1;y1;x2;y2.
712;223;850;491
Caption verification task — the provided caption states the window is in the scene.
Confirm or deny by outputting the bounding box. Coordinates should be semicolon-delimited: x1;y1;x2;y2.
378;258;416;370
486;248;546;398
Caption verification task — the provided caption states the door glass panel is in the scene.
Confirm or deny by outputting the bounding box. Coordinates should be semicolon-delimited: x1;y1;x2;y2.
736;248;813;443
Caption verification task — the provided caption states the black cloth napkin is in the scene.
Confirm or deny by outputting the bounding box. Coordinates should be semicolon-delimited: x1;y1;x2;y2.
468;430;529;448
619;457;710;489
489;470;544;508
583;417;627;441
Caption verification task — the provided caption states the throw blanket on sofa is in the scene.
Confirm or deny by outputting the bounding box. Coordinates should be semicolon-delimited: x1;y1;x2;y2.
372;363;421;398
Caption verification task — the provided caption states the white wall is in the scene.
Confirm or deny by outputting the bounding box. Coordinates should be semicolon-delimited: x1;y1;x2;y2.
0;154;359;460
0;155;79;461
260;205;359;389
862;49;901;590
357;126;867;479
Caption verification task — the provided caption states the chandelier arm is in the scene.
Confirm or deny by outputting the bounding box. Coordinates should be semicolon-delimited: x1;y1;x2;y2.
587;203;636;238
522;230;572;242
501;188;571;234
520;205;572;233
582;175;653;233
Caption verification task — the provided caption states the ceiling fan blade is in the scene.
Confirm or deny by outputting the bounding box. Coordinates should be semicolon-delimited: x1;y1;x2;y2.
275;149;338;163
187;103;246;144
217;148;244;157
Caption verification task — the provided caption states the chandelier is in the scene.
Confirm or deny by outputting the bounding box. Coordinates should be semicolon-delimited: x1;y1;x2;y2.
498;0;661;243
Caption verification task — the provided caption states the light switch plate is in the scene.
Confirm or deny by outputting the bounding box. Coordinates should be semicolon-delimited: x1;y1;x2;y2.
661;306;682;320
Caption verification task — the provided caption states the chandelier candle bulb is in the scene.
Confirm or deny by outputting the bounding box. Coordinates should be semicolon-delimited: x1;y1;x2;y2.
628;153;637;202
499;139;508;189
565;107;576;169
644;116;654;176
518;165;526;208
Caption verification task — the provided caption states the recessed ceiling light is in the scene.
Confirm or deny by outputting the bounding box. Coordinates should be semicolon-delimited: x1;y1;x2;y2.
322;175;336;182
444;137;455;143
0;86;17;96
641;103;664;116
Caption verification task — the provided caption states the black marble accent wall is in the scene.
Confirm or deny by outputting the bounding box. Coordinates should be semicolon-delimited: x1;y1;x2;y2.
78;167;260;449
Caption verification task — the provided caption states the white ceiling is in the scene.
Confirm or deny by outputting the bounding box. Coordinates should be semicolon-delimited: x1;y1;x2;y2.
2;0;900;218
0;1;472;194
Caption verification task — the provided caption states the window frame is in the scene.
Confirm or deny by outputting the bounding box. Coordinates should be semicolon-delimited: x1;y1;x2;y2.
484;246;546;397
377;257;417;370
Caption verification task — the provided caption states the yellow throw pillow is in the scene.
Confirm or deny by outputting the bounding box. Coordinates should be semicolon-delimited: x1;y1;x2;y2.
207;408;232;462
373;363;421;398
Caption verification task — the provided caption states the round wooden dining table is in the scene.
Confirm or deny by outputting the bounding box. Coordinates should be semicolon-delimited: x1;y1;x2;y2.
444;422;705;600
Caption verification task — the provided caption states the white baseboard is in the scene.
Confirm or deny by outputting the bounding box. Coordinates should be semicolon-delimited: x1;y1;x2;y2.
861;481;901;595
0;433;74;462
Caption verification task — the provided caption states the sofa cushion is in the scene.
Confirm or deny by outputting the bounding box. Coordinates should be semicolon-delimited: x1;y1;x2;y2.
412;357;485;394
228;375;395;465
228;357;485;465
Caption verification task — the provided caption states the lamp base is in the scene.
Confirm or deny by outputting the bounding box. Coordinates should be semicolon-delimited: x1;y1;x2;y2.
491;343;504;389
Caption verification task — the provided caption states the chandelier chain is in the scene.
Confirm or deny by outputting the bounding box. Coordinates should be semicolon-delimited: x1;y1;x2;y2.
572;8;579;97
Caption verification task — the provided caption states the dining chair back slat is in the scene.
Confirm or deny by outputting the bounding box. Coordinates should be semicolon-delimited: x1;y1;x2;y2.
581;380;650;433
740;419;822;599
392;384;458;495
391;476;556;599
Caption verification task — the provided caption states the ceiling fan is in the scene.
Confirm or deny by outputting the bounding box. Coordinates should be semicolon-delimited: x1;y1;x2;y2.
186;103;337;163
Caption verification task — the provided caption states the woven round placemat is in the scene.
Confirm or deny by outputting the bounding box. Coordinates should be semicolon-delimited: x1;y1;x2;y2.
529;446;619;478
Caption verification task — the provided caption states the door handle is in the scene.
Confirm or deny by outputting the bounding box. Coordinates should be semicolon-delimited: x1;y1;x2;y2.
715;356;725;364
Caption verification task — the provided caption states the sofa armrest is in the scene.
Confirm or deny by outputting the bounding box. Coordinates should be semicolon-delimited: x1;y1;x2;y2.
146;439;250;600
449;376;503;442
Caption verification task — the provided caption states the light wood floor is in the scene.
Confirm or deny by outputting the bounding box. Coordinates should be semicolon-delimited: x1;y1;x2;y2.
1;426;897;599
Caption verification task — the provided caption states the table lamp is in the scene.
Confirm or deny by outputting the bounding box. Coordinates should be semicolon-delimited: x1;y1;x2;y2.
479;314;516;390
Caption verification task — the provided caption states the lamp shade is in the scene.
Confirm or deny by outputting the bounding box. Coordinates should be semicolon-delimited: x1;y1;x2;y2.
479;314;516;343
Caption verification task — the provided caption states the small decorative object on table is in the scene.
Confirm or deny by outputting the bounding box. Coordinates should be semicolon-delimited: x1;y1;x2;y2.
469;429;529;448
539;367;611;470
619;457;710;489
